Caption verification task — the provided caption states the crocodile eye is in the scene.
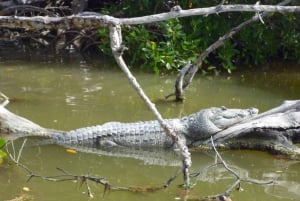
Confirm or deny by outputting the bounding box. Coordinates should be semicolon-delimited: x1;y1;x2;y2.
182;117;188;121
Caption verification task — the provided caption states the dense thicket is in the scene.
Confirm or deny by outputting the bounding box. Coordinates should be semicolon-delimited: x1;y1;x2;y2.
0;0;299;73
98;0;300;73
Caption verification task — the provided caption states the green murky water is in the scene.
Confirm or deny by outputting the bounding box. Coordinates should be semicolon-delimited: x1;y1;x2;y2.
0;59;299;201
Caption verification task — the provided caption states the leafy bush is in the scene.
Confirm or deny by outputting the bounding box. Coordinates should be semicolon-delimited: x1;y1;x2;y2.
98;0;300;73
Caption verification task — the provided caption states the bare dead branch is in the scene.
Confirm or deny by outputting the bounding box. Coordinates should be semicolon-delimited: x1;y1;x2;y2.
165;61;192;101
119;4;300;25
163;167;182;188
109;24;192;186
0;5;299;31
210;137;275;196
170;0;295;100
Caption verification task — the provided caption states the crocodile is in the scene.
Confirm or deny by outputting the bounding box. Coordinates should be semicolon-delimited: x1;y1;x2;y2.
0;105;258;147
2;100;300;159
54;107;259;147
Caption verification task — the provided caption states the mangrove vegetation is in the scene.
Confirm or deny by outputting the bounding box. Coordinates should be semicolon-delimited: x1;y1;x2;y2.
0;0;299;74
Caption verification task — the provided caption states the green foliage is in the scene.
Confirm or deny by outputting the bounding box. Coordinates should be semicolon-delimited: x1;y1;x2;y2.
236;12;300;66
98;0;300;73
217;41;239;73
123;19;199;73
0;138;7;164
97;28;111;55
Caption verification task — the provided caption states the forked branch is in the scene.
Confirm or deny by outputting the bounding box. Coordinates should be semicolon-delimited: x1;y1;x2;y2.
168;0;295;101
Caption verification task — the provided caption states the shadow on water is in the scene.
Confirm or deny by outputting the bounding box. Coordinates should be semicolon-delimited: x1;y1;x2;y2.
0;52;300;201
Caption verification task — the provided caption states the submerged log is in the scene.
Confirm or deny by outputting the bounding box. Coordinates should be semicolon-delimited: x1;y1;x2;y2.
0;100;299;159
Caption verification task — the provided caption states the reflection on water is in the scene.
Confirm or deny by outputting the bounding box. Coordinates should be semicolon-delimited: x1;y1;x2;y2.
0;59;300;201
262;159;300;200
264;180;300;200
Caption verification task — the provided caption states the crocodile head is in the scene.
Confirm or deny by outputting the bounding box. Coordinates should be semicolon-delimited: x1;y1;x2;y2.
182;106;259;140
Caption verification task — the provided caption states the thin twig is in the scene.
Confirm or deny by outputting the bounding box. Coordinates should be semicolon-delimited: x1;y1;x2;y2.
85;180;94;198
211;136;240;179
0;92;9;107
190;162;222;178
11;140;16;160
16;138;27;163
163;167;182;188
210;136;275;195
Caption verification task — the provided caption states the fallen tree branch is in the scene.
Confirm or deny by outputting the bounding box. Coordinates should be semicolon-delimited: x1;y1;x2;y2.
0;5;299;30
186;137;275;200
109;24;192;187
210;137;274;196
168;0;296;101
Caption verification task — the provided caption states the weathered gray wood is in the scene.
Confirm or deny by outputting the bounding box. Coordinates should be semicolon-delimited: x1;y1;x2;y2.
0;5;299;30
211;100;300;142
0;105;48;140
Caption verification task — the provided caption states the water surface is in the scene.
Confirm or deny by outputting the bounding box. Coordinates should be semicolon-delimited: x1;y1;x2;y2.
0;59;299;201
